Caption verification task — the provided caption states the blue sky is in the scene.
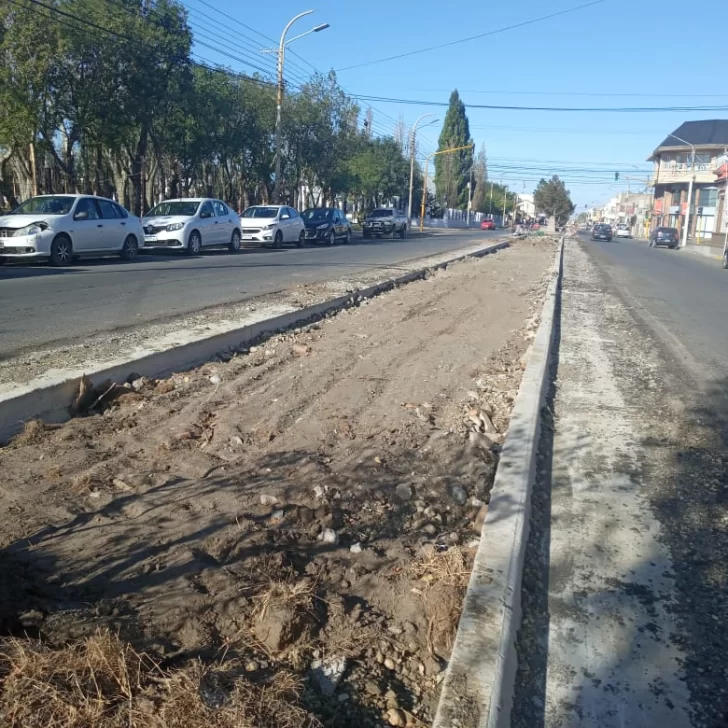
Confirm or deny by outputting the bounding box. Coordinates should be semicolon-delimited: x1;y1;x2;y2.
188;0;728;209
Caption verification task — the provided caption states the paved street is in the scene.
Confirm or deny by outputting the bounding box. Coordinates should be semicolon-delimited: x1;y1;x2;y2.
514;238;728;727
0;229;498;357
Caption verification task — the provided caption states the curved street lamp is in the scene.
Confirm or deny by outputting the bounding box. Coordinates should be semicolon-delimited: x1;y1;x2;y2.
269;11;329;201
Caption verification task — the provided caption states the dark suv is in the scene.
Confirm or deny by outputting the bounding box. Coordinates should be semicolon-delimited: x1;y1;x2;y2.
649;227;679;249
591;224;613;242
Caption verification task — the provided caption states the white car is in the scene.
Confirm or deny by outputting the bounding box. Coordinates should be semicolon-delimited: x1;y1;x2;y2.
0;194;142;266
240;205;305;247
141;198;241;254
615;225;631;239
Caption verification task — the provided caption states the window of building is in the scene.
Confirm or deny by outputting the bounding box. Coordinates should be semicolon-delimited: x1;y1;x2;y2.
699;188;717;208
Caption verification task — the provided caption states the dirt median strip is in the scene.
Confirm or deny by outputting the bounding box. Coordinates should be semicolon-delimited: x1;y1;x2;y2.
0;238;557;728
0;239;509;443
433;240;563;728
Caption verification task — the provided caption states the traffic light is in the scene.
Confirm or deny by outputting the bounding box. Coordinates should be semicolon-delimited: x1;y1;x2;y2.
614;172;620;181
697;206;703;215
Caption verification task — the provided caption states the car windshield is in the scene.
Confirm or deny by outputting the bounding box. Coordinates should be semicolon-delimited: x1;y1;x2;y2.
242;206;279;218
9;196;75;215
659;228;677;234
147;201;200;217
370;209;393;218
302;209;332;222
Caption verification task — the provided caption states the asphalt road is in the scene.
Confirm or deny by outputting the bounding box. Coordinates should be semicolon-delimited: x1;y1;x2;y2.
582;236;727;382
0;229;499;357
514;236;728;727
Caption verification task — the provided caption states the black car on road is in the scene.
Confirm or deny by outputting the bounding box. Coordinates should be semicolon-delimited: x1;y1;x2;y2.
649;227;679;249
301;208;352;245
591;224;613;242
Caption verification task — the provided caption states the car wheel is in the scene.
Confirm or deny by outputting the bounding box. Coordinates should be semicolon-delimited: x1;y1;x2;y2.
274;230;283;248
329;230;336;246
363;231;370;239
0;257;6;266
297;230;305;248
229;229;241;253
50;234;73;267
345;228;352;244
400;224;407;239
187;230;202;255
120;234;139;261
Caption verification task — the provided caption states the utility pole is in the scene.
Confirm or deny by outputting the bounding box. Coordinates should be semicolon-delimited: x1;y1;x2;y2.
502;189;508;228
667;133;696;248
489;181;494;216
269;11;329;202
420;144;474;232
407;113;437;230
466;167;474;226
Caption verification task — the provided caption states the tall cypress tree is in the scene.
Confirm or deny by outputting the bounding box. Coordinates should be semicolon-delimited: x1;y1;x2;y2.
434;90;473;209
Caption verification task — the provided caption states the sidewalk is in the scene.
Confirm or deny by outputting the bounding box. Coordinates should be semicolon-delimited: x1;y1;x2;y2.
513;240;692;726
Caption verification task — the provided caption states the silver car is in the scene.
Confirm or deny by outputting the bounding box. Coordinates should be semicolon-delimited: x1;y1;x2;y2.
141;198;241;254
0;194;143;266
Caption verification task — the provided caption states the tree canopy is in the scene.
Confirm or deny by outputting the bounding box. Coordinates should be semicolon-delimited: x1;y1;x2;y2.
0;0;413;215
533;176;575;225
434;90;473;210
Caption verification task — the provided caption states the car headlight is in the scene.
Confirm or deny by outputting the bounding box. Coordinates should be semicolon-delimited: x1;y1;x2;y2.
316;223;329;230
262;223;276;230
12;221;48;236
166;222;184;231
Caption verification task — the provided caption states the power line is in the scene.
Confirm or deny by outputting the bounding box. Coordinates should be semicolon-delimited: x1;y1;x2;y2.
350;94;728;113
335;0;606;72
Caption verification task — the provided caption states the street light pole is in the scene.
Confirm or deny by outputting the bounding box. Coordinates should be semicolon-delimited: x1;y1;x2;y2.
271;11;329;202
407;113;436;230
668;133;696;248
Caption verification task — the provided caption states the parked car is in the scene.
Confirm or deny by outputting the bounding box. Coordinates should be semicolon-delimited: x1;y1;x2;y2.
649;226;679;249
615;224;631;239
480;219;495;230
362;208;407;239
0;194;142;266
591;224;613;242
301;207;352;245
239;205;305;247
141;198;241;254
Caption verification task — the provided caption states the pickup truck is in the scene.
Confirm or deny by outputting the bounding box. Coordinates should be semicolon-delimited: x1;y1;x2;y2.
362;208;407;239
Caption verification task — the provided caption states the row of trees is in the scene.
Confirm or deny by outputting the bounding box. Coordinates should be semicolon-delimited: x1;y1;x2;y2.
0;0;421;215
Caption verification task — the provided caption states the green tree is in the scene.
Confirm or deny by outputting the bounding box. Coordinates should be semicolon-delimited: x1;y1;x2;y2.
350;137;409;209
470;144;488;213
533;176;575;225
434;89;473;209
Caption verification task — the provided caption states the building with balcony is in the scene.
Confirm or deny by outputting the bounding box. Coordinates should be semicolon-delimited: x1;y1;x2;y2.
648;120;728;243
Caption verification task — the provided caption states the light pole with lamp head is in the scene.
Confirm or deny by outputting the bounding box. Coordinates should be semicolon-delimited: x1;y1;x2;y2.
407;114;438;230
667;133;696;248
268;11;329;202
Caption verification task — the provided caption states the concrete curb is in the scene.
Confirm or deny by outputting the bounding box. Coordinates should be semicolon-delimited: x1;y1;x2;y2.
678;243;723;262
432;239;564;728
0;241;509;443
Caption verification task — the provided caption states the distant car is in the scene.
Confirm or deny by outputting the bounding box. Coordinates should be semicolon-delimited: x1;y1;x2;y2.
301;207;352;245
362;208;407;239
0;194;142;266
142;198;241;254
615;224;631;239
239;205;305;247
480;219;495;230
592;224;613;242
649;227;679;249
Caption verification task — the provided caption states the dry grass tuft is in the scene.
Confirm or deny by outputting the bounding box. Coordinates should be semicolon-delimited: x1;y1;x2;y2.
0;630;321;728
13;420;48;446
412;546;472;589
